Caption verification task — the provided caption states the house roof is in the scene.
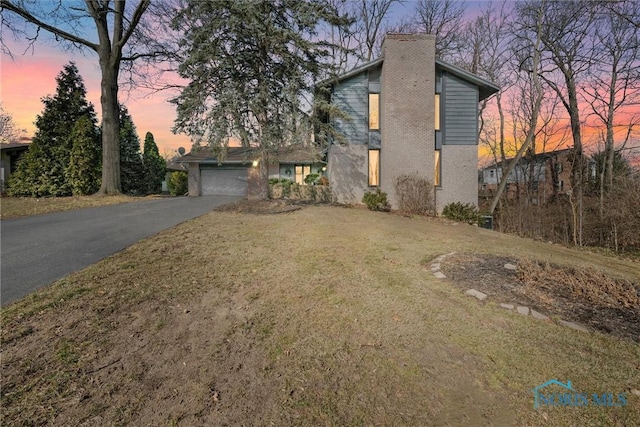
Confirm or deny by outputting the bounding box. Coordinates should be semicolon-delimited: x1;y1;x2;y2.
0;140;31;151
178;145;322;165
317;54;500;101
165;160;188;172
179;147;256;164
318;57;384;88
435;59;500;101
482;148;573;170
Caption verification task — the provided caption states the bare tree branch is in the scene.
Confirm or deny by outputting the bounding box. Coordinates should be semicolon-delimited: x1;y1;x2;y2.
1;0;98;51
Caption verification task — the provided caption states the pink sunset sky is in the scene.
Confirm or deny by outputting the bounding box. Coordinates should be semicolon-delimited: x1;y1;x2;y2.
1;39;192;156
2;2;638;165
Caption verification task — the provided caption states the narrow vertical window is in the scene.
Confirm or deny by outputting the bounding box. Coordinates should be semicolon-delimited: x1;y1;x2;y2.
295;165;311;184
295;165;304;184
368;149;380;186
434;150;441;186
435;94;441;131
369;93;380;130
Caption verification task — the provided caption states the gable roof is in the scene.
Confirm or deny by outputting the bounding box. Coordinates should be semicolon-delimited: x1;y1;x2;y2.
318;57;384;88
0;140;31;151
318;56;500;101
178;145;322;165
435;59;500;101
481;148;573;171
179;147;256;164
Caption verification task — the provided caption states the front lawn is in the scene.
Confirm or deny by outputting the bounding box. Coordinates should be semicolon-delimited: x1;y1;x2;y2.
1;203;638;426
0;194;146;219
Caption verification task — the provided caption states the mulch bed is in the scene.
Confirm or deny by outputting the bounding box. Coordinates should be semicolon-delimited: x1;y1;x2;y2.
440;253;640;343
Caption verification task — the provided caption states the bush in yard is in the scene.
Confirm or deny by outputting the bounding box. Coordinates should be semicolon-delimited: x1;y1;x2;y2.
304;173;319;185
362;188;391;212
394;174;435;215
168;171;188;196
269;178;295;198
442;202;481;225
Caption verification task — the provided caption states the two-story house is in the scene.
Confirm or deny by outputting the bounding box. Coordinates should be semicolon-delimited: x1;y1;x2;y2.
321;33;500;211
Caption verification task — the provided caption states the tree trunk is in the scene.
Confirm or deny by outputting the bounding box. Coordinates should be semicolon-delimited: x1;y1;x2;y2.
489;5;544;214
97;60;121;195
567;88;583;246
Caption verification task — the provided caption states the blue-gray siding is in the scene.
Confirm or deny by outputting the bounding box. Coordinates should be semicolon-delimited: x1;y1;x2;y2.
443;73;479;145
332;73;368;145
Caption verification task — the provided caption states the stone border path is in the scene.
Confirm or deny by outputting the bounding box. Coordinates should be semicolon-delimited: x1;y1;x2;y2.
429;253;590;333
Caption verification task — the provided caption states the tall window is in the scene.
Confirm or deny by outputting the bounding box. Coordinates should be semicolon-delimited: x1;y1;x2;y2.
369;93;380;130
368;149;380;186
434;150;441;186
435;94;441;131
295;165;311;184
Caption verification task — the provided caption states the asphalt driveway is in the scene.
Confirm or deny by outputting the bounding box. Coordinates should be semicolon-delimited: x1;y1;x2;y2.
0;195;242;306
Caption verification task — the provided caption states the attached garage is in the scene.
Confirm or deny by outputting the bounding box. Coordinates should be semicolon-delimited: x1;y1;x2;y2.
179;145;323;197
200;167;249;196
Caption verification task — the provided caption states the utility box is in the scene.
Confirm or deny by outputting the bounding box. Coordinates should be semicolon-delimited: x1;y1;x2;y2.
481;215;493;230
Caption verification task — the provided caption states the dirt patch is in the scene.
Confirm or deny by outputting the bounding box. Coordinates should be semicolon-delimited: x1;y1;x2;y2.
440;253;640;343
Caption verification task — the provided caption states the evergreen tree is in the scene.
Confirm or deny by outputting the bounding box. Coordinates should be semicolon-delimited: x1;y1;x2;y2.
67;116;102;195
142;132;166;194
8;62;98;197
171;0;348;199
119;105;145;195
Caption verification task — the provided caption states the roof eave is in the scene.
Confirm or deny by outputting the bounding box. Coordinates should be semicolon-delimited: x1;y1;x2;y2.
317;57;384;88
436;59;500;101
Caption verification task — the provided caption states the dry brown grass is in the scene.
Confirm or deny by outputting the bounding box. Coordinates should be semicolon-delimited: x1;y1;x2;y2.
0;195;152;219
1;205;639;426
519;259;640;310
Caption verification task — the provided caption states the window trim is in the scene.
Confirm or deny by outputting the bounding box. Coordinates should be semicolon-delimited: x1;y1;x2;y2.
369;93;380;131
435;93;441;131
295;164;312;185
434;149;441;187
368;149;380;187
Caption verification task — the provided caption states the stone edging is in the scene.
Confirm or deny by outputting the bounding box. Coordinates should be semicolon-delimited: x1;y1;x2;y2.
429;253;589;333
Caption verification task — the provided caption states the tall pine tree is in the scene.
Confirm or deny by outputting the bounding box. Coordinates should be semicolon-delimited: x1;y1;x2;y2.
171;0;348;199
8;62;98;196
67;116;102;195
142;132;166;194
119;105;145;195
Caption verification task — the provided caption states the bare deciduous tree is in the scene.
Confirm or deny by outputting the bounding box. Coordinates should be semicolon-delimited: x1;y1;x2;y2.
583;0;640;215
414;0;466;59
325;0;400;71
516;0;599;245
488;0;545;215
354;0;401;62
462;0;512;196
0;103;26;143
1;0;155;195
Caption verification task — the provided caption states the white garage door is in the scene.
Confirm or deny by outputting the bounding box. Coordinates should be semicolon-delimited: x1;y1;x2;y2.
201;168;248;196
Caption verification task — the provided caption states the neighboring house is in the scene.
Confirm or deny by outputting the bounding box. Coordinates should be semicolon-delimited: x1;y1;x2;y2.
0;139;31;194
320;33;500;211
479;148;574;205
179;145;323;196
163;158;189;194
